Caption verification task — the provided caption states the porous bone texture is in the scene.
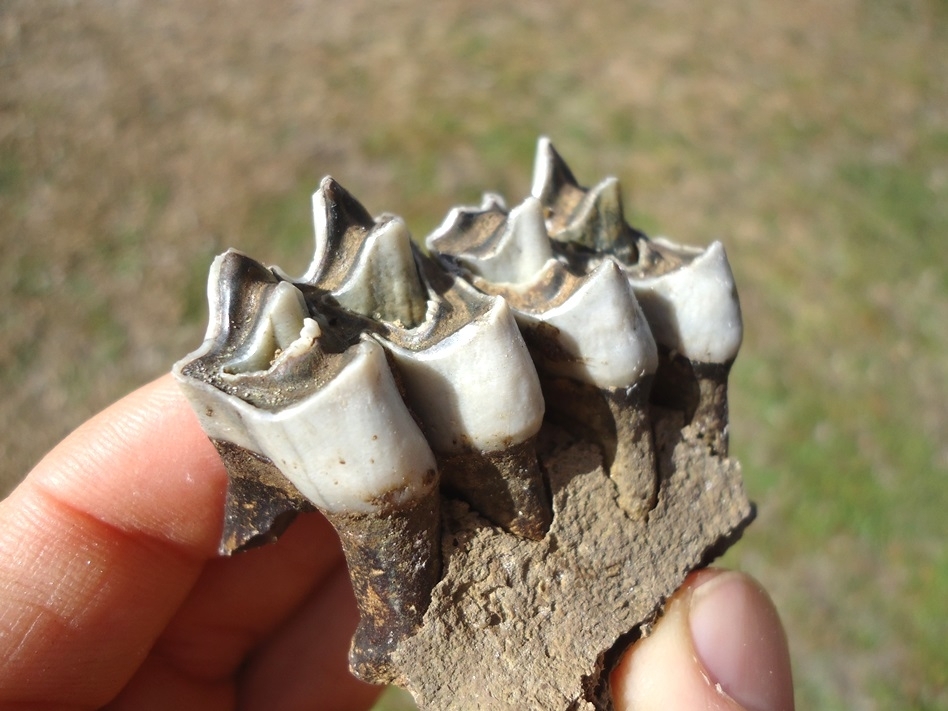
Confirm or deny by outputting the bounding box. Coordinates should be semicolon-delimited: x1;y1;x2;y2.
392;411;752;711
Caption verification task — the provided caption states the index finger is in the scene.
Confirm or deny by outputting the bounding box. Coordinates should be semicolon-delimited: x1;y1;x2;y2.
0;374;228;707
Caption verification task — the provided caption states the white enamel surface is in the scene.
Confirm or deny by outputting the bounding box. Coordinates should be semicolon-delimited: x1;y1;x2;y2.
185;340;438;515
382;298;545;454
456;197;553;284
629;240;743;364
517;259;658;389
332;216;427;325
303;181;335;283
530;136;556;200
173;371;263;454
226;281;309;374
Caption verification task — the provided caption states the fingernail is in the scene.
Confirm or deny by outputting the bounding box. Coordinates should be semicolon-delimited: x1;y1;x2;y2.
689;571;795;711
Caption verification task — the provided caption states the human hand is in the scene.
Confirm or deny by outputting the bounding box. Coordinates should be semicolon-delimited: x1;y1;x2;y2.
0;375;794;711
0;375;381;710
612;568;795;711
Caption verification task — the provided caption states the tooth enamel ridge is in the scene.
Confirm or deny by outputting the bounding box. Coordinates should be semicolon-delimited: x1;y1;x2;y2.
305;177;428;327
174;140;751;704
529;136;743;456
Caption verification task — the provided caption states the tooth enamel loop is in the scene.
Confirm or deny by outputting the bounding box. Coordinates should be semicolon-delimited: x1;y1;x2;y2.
549;176;626;251
531;138;743;367
226;340;438;515
628;240;743;364
429;197;553;285
224;281;311;374
517;259;658;389
380;296;545;454
333;215;428;326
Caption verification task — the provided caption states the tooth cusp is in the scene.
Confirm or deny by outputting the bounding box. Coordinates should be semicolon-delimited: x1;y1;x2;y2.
174;140;748;697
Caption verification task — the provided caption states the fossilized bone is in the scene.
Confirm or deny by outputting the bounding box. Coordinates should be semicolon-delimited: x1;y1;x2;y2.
174;138;752;709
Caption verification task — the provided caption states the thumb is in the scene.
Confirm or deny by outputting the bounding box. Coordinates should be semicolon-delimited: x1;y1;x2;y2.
611;568;794;711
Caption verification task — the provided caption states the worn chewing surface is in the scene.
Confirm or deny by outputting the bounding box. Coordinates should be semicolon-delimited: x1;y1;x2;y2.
391;409;753;710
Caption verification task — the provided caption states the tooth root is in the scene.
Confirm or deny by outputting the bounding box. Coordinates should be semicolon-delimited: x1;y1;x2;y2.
381;293;551;538
532;374;657;519
326;489;441;685
650;354;733;456
213;439;314;555
437;435;551;541
532;139;741;457
630;240;742;454
175;139;747;696
176;253;444;681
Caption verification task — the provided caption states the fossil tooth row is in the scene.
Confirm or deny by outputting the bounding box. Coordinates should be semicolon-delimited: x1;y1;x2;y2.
173;138;744;687
531;137;743;455
428;195;660;517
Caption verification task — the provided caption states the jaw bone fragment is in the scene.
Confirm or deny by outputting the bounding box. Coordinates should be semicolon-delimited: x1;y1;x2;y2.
305;178;552;540
174;143;753;707
428;196;660;518
532;137;743;454
173;249;442;684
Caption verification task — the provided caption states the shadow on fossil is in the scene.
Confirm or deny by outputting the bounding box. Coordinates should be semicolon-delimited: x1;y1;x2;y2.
174;137;752;710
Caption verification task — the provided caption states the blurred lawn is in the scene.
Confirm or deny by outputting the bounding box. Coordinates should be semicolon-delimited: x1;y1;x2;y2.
2;1;946;708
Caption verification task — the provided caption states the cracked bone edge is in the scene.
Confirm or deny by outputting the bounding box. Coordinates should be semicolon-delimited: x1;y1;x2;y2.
303;176;428;327
427;195;553;284
379;296;545;455
628;239;743;365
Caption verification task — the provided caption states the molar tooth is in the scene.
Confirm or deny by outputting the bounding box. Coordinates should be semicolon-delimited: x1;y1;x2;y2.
380;256;551;540
428;196;552;284
532;138;743;454
628;239;742;454
521;259;657;389
531;137;642;262
515;259;659;517
174;250;441;683
306;181;552;539
628;239;742;366
531;136;585;218
428;200;660;517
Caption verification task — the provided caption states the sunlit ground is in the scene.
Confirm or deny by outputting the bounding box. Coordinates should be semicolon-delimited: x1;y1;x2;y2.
2;1;946;708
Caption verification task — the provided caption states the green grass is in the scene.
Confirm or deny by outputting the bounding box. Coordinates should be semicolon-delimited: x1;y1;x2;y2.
2;2;947;708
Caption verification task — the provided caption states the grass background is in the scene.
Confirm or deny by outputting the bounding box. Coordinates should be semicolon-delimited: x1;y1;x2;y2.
2;1;946;708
